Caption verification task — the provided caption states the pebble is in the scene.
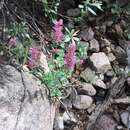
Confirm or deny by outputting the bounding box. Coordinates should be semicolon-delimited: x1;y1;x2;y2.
94;114;117;130
92;78;107;89
72;95;93;110
89;39;100;52
78;83;96;96
120;111;130;128
90;52;111;73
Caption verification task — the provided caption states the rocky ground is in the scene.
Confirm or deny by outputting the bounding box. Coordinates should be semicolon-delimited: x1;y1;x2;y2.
0;1;130;130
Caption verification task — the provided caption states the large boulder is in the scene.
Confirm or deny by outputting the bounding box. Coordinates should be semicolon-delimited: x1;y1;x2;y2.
0;65;55;130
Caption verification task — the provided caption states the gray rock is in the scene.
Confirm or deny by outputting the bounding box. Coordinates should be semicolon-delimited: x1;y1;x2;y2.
120;111;130;128
127;77;130;87
90;52;111;73
92;78;107;89
80;28;94;41
72;95;93;109
67;8;80;17
89;39;100;52
0;65;55;130
94;114;117;130
78;83;96;96
61;99;72;109
63;111;77;123
54;115;64;130
80;68;96;83
108;53;116;62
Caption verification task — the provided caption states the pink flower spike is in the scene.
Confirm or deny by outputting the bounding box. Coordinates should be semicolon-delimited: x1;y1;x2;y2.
65;41;76;70
28;47;40;69
9;36;17;47
53;19;64;43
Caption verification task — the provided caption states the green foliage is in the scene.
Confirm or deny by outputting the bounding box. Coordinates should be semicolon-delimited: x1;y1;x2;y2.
43;0;61;22
6;22;33;65
79;0;103;16
41;69;70;97
7;22;33;47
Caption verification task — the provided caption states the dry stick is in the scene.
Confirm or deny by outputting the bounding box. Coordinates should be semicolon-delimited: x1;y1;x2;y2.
86;75;126;130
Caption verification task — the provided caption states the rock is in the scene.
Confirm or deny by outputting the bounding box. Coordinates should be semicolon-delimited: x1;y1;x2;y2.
113;46;127;65
99;25;106;34
63;111;77;123
127;77;130;87
73;126;80;130
102;47;111;54
61;99;72;109
54;115;64;130
72;95;93;109
106;70;115;78
0;65;55;130
67;8;80;17
101;38;111;47
118;40;130;50
80;28;94;41
90;52;111;73
108;53;116;62
80;68;96;83
78;83;96;96
92;78;107;89
89;39;100;52
39;52;50;73
87;104;96;114
114;24;123;37
120;111;130;128
94;114;117;130
114;97;130;104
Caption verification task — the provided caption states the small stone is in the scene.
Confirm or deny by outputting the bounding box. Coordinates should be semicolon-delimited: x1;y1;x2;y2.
63;111;77;123
120;111;130;128
127;77;130;87
80;68;96;83
89;39;100;52
78;83;96;96
94;114;117;130
93;78;106;89
80;28;94;41
108;53;116;62
73;126;80;130
39;52;50;73
102;46;111;54
114;24;123;36
56;116;64;130
87;104;96;114
72;95;93;109
99;25;106;34
105;21;113;27
67;8;80;17
61;99;72;109
106;70;115;78
90;52;111;73
101;38;111;47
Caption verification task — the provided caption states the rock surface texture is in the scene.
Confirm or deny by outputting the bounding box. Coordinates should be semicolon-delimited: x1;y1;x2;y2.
0;65;55;130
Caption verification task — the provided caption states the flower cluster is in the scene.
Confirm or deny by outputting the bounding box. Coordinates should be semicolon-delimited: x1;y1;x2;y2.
28;47;40;69
9;36;17;47
53;19;64;43
65;41;76;70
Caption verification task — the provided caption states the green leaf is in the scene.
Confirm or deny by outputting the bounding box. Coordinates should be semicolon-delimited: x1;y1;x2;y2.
88;7;97;15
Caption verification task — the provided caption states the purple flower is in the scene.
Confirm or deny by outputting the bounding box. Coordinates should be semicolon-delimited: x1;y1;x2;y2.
65;41;76;70
28;47;40;69
9;36;17;47
53;19;64;43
